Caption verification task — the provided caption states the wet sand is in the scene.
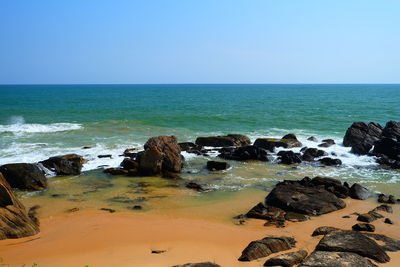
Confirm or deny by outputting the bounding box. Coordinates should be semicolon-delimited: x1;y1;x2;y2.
1;196;399;267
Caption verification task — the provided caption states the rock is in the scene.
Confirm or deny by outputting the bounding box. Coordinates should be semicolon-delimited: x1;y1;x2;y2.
100;208;116;213
302;148;328;161
312;226;342;236
318;140;335;148
206;161;230;171
384;218;393;224
281;134;303;148
195;134;250;147
66;207;79;213
352;223;375;232
382;120;400;140
278;151;302;164
349;183;371;200
140;136;183;175
172;262;221;267
378;193;396;204
151;249;166;254
98;154;112;158
309;176;348;198
131;205;142;210
238;236;296;261
351;143;373;155
186;182;206;192
253;138;288;152
0;163;47;190
103;168;128;175
40;154;86;175
245;203;286;227
123;148;138;158
373;204;393;213
284;212;310;222
307;136;318;142
178;142;199;151
299;251;378;267
219;145;269;161
343;122;383;148
0;173;40;239
357;211;383;223
373;137;400;159
82;146;92;149
120;158;139;170
316;230;390;263
365;233;400;252
318;157;342;166
264;250;308;267
265;180;346;215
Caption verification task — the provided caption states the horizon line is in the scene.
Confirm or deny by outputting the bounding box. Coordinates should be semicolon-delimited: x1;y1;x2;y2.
1;83;400;86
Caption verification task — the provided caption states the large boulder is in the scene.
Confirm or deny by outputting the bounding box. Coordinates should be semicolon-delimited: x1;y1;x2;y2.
343;122;383;148
195;134;250;147
238;236;296;261
0;173;40;239
0;163;47;190
382;120;400;140
139;136;182;175
40;154;86;175
349;183;370;200
308;177;349;198
299;251;378;267
373;137;400;159
265;180;346;216
219;145;269;161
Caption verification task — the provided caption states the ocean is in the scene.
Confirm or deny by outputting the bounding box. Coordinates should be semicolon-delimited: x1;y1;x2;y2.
0;84;400;207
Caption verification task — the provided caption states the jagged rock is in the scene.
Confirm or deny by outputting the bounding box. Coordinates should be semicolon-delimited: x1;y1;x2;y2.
316;230;390;263
343;122;383;148
40;154;86;175
373;204;393;213
352;223;375;232
309;176;348;198
103;168;128;175
254;138;288;152
307;136;318;142
349;183;371;200
382;121;400;140
138;147;163;175
318;157;342;166
123;147;138;158
265;180;346;215
351;142;373;155
172;262;221;267
264;250;308;267
238;236;296;261
373;137;400;160
245;203;286;227
195;134;250;147
206;161;230;171
278;151;302;164
0;163;47;190
120;158;139;170
219;145;269;161
302;148;328;161
0;173;40;239
384;218;394;224
299;251;378;267
378;193;396;204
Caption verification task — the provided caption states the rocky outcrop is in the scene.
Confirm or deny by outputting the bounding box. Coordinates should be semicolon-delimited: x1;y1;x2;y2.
238;236;296;261
40;154;86;175
206;161;230;171
219;146;269;161
373;137;400;160
264;250;308;267
0;163;47;190
265;178;346;215
195;134;250;147
299;251;378;267
381;121;400;140
0;173;40;239
343;122;383;149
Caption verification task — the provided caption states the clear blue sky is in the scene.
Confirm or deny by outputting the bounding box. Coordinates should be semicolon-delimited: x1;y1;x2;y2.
0;0;399;84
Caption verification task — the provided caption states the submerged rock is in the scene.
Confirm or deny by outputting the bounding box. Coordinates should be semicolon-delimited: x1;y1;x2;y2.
0;163;47;190
238;236;296;261
103;168;128;175
278;151;302;164
195;134;250;147
206;161;230;171
264;250;308;267
0;173;40;239
40;154;86;175
302;148;328;161
219;145;269;161
299;251;378;267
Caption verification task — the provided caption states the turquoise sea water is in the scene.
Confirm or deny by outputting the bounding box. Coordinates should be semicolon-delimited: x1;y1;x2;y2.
0;84;399;193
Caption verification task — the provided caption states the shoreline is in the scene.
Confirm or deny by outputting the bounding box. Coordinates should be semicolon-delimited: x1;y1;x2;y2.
1;197;399;267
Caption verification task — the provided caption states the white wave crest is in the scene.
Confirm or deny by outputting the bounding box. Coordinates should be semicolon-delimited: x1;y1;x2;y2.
0;122;83;134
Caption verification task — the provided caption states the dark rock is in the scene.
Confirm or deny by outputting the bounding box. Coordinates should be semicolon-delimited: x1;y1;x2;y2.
178;142;199;151
186;182;205;192
342;215;351;218
373;137;400;159
352;223;375;232
318;142;334;148
278;151;302;164
131;205;142;210
245;203;286;227
140;136;183;175
284;211;309;222
307;136;318;142
322;139;336;144
195;134;250;147
253;138;288;152
312;226;341;236
120;158;139;170
351;143;373;155
265;180;346;215
299;251;378;267
384;218;393;224
373;204;393;213
82;146;92;149
151;249;166;254
98;154;112;158
238;236;296;261
40;154;86;175
343;122;383;148
281;134;303;148
219;145;269;161
382;120;400;140
0;163;47;190
206;161;230;171
172;262;221;267
66;207;79;213
302;148;328;161
264;250;308;267
349;183;371;200
123;147;138;158
0;173;40;239
318;157;342;166
100;208;116;213
378;193;396;204
309;176;348;198
103;168;128;175
365;233;400;252
357;211;383;223
316;230;390;263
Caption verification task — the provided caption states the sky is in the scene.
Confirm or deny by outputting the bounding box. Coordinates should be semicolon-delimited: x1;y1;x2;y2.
0;0;399;84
